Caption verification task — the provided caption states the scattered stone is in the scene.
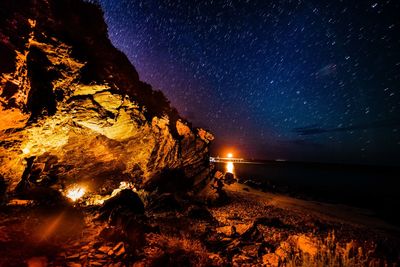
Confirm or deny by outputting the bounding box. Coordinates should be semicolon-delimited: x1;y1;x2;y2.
89;261;103;266
66;253;80;260
67;262;82;267
7;199;34;206
113;242;124;252
242;244;260;258
113;243;125;257
216;226;235;237
234;223;252;235
232;254;252;265
94;253;107;259
208;253;225;266
98;245;112;254
262;253;280;266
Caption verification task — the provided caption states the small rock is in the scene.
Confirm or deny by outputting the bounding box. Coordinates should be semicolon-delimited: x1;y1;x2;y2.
296;234;318;257
114;245;125;257
7;199;33;206
94;253;107;259
234;223;252;235
232;254;252;265
79;254;87;260
98;245;112;254
113;242;125;257
113;242;124;251
208;253;224;265
262;253;280;266
216;226;235;236
242;244;260;258
67;263;82;267
66;253;80;260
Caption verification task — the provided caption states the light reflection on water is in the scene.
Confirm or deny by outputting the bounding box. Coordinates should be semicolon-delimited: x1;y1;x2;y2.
226;162;234;174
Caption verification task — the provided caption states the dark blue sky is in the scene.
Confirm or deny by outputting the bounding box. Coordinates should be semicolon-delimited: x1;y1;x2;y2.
97;0;400;165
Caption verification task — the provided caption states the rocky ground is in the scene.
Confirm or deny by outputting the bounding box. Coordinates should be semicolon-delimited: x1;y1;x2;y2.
1;178;399;267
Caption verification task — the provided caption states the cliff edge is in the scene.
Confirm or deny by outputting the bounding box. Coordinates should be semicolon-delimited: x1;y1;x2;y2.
0;0;213;196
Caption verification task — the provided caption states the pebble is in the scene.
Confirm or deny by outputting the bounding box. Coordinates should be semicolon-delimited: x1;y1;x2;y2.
98;245;112;254
66;253;80;260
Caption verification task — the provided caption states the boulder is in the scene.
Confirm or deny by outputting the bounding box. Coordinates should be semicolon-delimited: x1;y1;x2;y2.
223;172;236;185
99;189;145;219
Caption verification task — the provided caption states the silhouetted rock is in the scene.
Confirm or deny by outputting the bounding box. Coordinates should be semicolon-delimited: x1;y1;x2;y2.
99;189;144;220
223;172;236;185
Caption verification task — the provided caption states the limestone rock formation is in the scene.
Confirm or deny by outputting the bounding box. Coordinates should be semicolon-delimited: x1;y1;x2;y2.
0;0;213;196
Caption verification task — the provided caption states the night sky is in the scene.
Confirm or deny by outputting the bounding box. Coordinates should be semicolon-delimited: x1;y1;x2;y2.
96;0;400;165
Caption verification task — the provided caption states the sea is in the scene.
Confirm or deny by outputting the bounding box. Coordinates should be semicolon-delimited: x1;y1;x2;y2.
215;160;400;225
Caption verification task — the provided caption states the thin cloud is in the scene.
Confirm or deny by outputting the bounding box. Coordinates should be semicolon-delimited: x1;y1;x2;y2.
293;120;400;136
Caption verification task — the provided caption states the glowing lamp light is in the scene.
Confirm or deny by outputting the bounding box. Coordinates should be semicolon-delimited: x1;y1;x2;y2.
66;186;86;202
227;153;233;158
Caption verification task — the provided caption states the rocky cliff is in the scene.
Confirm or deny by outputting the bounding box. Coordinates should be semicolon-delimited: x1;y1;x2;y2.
0;0;213;196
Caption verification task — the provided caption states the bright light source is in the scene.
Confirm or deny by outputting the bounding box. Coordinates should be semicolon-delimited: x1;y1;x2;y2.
226;162;234;173
22;146;30;155
66;186;86;202
227;153;233;158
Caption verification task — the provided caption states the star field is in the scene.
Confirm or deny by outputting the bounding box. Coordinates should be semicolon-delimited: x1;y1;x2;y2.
97;0;400;165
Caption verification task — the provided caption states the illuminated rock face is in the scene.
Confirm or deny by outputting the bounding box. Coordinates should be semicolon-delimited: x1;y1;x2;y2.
0;0;213;194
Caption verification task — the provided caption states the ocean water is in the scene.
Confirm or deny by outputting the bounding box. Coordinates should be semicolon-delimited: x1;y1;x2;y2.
215;161;400;224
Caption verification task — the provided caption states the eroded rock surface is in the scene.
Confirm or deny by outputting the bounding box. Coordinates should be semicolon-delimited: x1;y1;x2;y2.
0;0;213;196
